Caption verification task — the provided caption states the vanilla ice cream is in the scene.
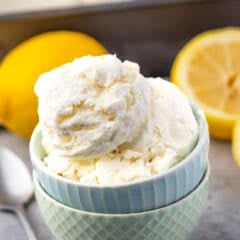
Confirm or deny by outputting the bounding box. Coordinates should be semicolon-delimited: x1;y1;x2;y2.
35;55;150;159
35;54;199;186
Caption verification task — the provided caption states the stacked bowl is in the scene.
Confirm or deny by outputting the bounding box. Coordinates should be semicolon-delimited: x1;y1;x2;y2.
30;105;210;240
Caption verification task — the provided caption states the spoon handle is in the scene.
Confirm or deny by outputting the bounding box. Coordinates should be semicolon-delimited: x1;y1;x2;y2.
15;205;37;240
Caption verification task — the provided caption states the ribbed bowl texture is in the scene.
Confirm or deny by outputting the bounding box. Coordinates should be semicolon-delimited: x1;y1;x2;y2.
34;163;210;240
30;105;209;214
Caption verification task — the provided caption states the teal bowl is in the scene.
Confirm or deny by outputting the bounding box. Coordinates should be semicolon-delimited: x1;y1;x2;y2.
34;163;210;240
30;105;209;214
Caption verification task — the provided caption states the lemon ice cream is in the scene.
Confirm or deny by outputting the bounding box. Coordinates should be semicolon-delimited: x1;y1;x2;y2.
35;55;150;158
35;54;199;185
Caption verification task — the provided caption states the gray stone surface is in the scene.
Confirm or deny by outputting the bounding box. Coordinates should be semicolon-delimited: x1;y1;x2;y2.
0;211;26;240
0;129;240;240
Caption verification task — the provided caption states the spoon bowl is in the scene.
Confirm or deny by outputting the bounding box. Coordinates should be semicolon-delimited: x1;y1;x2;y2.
0;147;33;205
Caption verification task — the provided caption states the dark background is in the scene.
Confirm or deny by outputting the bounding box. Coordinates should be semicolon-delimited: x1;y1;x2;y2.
0;0;239;76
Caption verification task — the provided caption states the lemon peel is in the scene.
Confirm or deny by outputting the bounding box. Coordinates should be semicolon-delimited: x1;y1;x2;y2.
233;119;240;166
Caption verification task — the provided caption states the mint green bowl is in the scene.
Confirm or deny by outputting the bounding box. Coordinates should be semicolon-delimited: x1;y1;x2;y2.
34;163;210;240
30;105;209;214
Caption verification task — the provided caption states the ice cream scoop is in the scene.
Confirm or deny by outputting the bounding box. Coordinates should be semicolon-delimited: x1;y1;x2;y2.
35;55;150;159
148;78;199;158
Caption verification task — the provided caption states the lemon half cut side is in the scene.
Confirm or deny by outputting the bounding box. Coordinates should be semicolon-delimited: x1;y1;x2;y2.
171;27;240;140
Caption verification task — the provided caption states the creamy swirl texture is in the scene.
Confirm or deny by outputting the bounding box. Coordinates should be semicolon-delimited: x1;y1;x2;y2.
35;55;199;185
35;55;150;159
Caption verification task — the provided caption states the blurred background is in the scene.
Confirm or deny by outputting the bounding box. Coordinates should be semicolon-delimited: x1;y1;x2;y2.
0;0;239;76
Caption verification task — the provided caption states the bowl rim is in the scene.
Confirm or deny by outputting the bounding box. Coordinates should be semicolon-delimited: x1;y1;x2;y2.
30;104;209;189
34;161;210;217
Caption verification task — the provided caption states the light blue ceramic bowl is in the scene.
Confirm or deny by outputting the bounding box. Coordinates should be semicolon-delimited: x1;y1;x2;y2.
30;105;209;214
34;164;210;240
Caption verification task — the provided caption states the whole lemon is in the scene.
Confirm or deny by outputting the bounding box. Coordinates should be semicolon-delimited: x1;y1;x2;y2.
0;31;107;139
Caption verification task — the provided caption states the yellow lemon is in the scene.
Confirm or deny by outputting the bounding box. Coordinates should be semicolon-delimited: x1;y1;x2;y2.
233;119;240;166
0;31;107;139
171;27;240;140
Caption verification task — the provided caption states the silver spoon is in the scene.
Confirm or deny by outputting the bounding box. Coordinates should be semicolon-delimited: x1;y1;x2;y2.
0;147;37;240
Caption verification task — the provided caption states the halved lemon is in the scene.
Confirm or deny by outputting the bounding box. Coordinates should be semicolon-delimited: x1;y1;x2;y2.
233;119;240;166
171;27;240;140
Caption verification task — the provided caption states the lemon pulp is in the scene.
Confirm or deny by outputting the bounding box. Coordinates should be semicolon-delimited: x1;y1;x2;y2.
171;27;240;140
